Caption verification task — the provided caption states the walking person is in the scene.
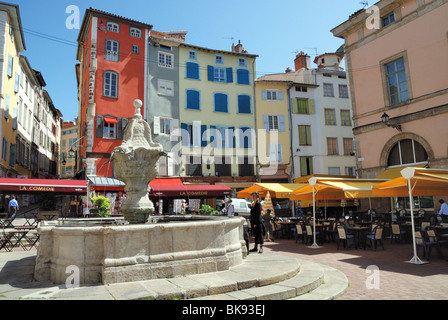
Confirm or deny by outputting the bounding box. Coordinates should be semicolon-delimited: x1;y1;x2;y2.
227;199;235;217
8;196;19;220
262;209;274;241
249;193;264;253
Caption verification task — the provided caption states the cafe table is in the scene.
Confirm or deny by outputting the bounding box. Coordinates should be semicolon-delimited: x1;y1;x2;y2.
347;226;371;249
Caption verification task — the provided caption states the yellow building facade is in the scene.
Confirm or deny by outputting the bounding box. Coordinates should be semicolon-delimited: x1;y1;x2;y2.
0;3;26;178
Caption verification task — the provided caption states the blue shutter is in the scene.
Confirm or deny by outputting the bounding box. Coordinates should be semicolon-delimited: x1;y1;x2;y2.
214;93;228;112
237;69;250;85
227;127;235;148
186;90;200;110
14;73;19;93
4;95;10;119
238;95;251;114
9;144;16;167
181;123;189;146
186;62;199;80
7;55;13;78
208;65;214;81
279;115;286;132
201;125;207;147
12;108;17;130
263;115;269;131
226;68;233;83
210;125;217;147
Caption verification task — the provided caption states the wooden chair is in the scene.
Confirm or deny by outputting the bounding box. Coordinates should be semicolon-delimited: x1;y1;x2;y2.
365;226;384;250
0;231;15;252
391;223;406;243
295;223;306;244
305;224;320;245
336;225;356;250
415;231;438;260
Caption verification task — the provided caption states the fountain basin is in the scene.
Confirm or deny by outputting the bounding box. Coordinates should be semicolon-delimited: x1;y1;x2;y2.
34;216;247;285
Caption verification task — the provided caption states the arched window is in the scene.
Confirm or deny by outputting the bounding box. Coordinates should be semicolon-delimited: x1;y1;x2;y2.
387;139;428;167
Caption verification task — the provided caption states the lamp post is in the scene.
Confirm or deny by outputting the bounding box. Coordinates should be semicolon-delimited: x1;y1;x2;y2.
381;112;402;132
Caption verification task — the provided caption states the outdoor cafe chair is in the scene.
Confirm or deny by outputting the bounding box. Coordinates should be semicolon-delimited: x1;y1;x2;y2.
415;230;438;261
0;231;14;252
305;224;321;245
295;223;307;244
364;226;384;250
273;221;284;239
336;225;356;250
391;223;406;244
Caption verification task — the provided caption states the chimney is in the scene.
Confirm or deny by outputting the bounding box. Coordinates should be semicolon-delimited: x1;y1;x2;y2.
294;51;311;71
285;67;292;73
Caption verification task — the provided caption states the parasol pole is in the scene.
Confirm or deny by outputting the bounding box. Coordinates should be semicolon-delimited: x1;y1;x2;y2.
308;177;320;249
402;168;428;264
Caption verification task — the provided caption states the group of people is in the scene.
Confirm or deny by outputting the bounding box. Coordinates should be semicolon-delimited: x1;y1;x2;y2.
219;199;235;217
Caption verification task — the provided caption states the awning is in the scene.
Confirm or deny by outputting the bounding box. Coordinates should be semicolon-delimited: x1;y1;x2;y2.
373;167;448;197
104;117;118;124
294;174;355;184
237;183;307;199
88;176;125;191
375;164;426;180
0;178;87;195
290;178;387;201
150;184;232;197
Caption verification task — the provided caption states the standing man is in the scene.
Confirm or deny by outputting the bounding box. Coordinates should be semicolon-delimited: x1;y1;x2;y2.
438;199;448;222
8;196;19;220
250;193;264;254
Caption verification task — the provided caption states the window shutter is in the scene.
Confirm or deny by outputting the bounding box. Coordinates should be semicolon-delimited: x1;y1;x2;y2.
9;144;16;167
201;125;207;147
263;115;269;131
279;115;286;132
193;122;201;147
7;55;13;78
269;144;277;163
261;90;267;100
117;118;128;139
291;98;298;114
227;127;235;148
153;116;160;135
278;90;284;100
181;123;189;146
208;65;214;81
12;108;17;130
226;68;233;83
308;99;316;114
167;152;174;176
14;73;19;93
210;126;217;148
277;144;283;163
96;115;104;138
171;119;180;137
5;95;10;119
186;62;199;80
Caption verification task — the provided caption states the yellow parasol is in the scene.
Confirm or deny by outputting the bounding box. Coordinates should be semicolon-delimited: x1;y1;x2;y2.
261;191;275;216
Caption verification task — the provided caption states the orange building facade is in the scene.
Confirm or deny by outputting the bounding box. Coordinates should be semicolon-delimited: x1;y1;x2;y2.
76;8;152;177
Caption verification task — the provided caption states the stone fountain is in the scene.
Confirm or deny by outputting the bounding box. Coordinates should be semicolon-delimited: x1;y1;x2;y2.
111;99;163;224
34;99;247;286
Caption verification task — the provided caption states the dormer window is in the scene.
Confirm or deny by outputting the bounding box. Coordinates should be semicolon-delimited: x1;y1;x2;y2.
107;22;120;33
130;27;142;38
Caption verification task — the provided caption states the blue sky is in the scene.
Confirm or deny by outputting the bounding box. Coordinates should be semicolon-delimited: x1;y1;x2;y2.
11;0;365;122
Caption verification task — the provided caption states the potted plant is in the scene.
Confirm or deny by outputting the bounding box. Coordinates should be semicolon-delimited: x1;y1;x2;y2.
90;196;111;218
199;204;220;216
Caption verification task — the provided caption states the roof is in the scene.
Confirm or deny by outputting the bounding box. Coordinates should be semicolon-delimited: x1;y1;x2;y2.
0;2;26;51
256;70;318;87
313;52;344;64
179;42;258;58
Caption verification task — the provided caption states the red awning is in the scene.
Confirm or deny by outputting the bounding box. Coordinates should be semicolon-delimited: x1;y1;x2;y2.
104;117;118;124
0;178;88;194
150;184;232;197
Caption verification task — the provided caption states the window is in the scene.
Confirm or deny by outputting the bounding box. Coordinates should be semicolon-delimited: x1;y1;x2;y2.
239;156;254;176
214;93;229;113
300;157;314;176
186;62;200;80
105;40;119;62
325;109;336;125
214;67;226;82
237;95;251;114
238;127;253;149
189;50;197;60
104;71;118;98
159;118;171;135
208;66;233;83
129;27;142;38
339;85;349;98
186;90;200;110
341;110;351;126
238;57;247;67
328;167;341;176
296;86;308;92
323;83;334;97
215;156;231;176
159;52;173;69
236;69;250;85
387;139;428;167
132;45;139;54
187;156;202;177
215;55;224;64
382;12;395;27
345;167;356;176
343;138;354;155
385;58;409;105
181;122;206;147
269;144;283;163
298;125;312;146
292;98;314;114
107;22;119;33
268;115;279;131
96;116;128;140
327;138;338;155
262;90;284;101
158;79;174;96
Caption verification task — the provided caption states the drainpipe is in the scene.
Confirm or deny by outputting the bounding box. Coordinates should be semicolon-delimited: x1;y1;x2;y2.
252;58;259;183
287;82;295;217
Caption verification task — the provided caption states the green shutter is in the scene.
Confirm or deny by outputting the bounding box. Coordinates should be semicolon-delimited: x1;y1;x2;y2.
291;98;298;114
308;99;315;114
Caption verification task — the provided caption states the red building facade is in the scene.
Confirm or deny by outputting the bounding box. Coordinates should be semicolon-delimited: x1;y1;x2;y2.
76;8;152;177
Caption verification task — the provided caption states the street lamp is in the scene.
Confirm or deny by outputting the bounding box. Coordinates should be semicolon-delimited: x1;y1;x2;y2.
381;112;402;132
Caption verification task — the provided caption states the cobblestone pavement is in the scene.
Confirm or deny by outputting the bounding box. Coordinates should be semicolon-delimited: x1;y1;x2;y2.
261;237;448;300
